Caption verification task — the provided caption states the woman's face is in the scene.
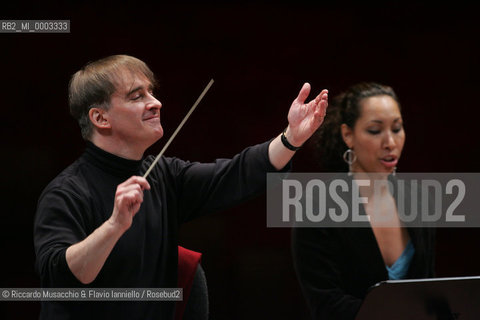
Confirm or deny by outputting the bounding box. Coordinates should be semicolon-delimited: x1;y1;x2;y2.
342;95;405;174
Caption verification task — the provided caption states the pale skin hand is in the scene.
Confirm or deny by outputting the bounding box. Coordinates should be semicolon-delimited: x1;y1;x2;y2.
269;83;328;170
66;176;150;284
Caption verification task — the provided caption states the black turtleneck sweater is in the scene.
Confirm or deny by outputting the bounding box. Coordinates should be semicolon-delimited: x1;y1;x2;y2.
34;140;284;320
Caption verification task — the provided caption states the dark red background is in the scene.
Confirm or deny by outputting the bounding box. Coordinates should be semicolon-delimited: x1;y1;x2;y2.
2;1;479;319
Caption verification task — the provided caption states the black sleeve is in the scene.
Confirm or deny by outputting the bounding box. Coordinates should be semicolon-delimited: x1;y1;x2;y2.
167;140;290;223
34;188;88;287
292;227;362;320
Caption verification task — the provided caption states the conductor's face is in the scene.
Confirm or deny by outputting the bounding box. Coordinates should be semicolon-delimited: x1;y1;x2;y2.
106;69;163;146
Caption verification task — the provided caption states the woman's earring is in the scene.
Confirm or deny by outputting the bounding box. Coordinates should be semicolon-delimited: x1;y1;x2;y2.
343;148;356;176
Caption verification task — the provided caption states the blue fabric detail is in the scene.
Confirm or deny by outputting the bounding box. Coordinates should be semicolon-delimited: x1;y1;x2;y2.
386;240;415;280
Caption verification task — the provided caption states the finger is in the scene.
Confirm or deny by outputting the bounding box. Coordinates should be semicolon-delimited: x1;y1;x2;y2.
128;189;144;203
118;184;144;195
117;189;143;207
121;176;151;190
295;82;311;104
134;177;151;190
320;89;328;101
121;189;144;207
312;89;329;104
314;95;329;118
125;198;141;217
308;89;327;113
321;99;329;117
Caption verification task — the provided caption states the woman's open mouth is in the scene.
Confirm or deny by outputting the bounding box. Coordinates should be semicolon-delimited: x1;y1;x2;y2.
380;155;398;168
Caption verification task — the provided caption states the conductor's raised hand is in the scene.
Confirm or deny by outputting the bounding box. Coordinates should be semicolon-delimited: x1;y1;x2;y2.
285;83;328;147
108;176;150;233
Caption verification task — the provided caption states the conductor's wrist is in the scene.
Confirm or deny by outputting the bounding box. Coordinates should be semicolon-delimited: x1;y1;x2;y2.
281;127;303;151
107;215;129;235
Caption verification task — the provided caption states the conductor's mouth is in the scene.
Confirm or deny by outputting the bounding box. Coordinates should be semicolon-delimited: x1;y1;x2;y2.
143;115;160;121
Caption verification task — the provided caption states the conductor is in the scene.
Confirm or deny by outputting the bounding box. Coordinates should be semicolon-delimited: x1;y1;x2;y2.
34;54;328;319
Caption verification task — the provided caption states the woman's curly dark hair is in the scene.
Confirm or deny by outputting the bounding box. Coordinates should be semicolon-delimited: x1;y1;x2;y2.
313;82;400;172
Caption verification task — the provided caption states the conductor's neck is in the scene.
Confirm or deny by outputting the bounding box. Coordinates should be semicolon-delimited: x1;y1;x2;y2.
89;135;148;161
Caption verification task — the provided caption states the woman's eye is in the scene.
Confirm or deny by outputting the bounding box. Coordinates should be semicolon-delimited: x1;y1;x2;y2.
131;95;142;101
392;125;403;133
367;129;380;135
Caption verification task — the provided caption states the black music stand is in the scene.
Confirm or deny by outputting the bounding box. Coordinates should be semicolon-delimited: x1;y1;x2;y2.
355;276;480;320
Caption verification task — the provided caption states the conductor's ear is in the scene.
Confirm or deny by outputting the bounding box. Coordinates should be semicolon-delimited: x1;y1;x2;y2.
89;107;111;129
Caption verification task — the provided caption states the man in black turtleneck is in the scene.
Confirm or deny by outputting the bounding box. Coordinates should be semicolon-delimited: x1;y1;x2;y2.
33;55;328;320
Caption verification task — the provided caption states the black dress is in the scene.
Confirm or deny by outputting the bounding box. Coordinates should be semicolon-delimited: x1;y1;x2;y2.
292;177;435;320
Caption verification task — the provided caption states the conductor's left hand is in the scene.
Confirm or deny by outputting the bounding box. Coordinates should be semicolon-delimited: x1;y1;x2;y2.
285;83;328;147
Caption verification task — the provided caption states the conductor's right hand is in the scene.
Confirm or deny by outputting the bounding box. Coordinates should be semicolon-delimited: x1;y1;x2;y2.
108;176;151;233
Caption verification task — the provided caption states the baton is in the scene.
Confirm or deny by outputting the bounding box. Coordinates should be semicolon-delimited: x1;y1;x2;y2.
143;79;214;179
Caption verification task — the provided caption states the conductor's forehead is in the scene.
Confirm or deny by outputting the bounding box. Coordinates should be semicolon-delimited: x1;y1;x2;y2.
111;67;152;94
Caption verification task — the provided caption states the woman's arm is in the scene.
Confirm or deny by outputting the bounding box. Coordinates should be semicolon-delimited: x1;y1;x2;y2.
292;227;362;320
